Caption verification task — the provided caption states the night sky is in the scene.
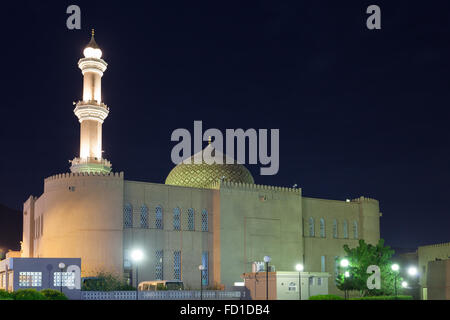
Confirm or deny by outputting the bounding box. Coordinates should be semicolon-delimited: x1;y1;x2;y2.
1;0;449;250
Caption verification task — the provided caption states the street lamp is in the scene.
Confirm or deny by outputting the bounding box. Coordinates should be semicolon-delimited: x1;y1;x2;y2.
58;262;65;293
263;256;271;300
391;263;400;299
199;265;205;300
295;264;304;300
131;249;144;300
407;266;418;276
340;259;349;268
401;281;408;288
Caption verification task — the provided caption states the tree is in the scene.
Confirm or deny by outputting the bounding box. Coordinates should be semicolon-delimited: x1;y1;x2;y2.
335;239;402;296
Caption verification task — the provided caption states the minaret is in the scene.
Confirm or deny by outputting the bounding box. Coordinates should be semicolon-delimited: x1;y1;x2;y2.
70;29;112;174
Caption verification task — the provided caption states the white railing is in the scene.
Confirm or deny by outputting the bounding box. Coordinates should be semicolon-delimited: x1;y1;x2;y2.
81;290;243;300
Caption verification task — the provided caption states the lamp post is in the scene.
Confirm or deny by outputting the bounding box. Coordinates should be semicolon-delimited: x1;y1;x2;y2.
199;265;205;300
340;259;349;300
58;262;65;293
295;264;304;300
131;249;144;300
263;256;271;300
391;263;399;299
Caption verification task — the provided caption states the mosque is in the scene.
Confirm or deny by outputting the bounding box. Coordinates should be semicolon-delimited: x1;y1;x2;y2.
20;31;382;294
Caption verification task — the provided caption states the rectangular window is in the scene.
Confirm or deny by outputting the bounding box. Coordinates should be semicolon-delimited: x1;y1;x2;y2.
53;272;75;287
19;272;42;287
318;277;322;286
156;250;163;280
321;255;326;272
202;251;209;286
309;277;314;286
173;251;181;281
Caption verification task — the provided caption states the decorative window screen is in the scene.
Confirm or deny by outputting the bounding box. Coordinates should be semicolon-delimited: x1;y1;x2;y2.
140;205;149;228
201;209;208;232
333;219;338;238
124;204;133;228
188;208;194;231
155;250;163;280
320;218;325;238
343;220;348;239
19;272;42;287
353;221;358;239
173;251;181;280
155;206;163;229
309;217;315;237
53;272;75;287
173;208;181;230
202;251;209;286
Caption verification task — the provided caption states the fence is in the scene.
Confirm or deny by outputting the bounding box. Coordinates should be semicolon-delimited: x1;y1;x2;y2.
81;290;244;300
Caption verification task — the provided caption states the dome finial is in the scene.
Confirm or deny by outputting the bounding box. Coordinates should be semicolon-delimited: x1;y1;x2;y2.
208;136;212;145
91;28;95;37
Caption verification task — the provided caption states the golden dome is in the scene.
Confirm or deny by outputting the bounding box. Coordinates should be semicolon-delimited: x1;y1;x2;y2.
165;143;255;189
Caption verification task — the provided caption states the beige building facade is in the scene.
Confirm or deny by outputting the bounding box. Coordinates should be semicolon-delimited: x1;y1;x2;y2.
20;32;382;296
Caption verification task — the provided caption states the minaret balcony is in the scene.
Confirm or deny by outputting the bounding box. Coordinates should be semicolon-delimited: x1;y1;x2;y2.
70;157;112;174
74;100;109;123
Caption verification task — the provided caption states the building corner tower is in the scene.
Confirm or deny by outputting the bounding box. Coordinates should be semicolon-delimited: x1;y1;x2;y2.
70;29;112;174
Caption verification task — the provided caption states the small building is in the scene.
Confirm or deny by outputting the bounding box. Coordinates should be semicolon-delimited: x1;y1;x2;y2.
426;259;450;300
0;257;81;300
242;271;330;300
418;242;450;299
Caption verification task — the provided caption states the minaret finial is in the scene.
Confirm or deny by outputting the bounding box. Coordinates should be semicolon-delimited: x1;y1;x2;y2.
208;136;212;144
91;28;95;37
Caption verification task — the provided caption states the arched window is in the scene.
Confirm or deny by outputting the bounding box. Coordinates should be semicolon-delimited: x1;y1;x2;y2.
201;209;208;232
320;218;325;238
155;206;163;229
140;205;149;228
187;208;195;231
308;217;315;237
333;219;338;238
353;221;358;239
124;203;133;228
173;208;181;230
343;220;348;239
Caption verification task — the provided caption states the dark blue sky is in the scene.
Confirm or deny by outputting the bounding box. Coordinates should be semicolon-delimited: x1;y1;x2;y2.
0;0;449;249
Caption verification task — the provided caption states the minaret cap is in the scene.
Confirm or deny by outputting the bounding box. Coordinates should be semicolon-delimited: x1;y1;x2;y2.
83;28;102;59
86;29;100;49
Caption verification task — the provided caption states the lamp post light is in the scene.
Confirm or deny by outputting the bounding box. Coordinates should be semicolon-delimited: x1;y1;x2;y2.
401;281;408;289
391;263;400;299
340;259;350;299
263;256;271;300
131;249;144;300
58;262;65;293
295;264;304;301
408;266;418;277
199;265;205;300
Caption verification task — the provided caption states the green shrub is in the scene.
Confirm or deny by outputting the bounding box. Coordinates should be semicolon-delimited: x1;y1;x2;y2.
12;289;47;300
82;272;135;291
0;289;12;300
351;295;413;300
40;289;68;300
309;294;345;300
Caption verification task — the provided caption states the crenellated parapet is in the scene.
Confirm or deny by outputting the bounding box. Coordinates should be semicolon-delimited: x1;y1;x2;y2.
351;196;379;204
45;171;123;182
419;242;450;249
209;180;301;194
